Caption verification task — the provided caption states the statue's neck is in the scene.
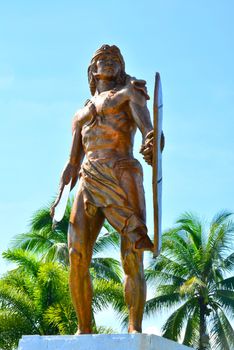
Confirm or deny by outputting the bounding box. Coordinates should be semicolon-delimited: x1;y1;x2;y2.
95;78;117;94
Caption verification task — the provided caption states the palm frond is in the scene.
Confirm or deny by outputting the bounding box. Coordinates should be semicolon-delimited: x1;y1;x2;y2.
209;309;234;350
94;325;117;334
93;278;128;327
29;197;71;233
145;269;185;289
93;279;123;310
217;252;234;274
44;302;77;335
217;276;234;291
1;270;33;298
147;254;189;281
0;281;39;332
29;207;54;231
176;212;203;250
11;199;69;257
162;234;200;278
207;217;234;257
156;284;181;295
91;257;123;282
2;249;40;276
162;299;196;341
35;263;68;312
145;292;187;315
11;228;62;250
213;289;234;316
103;221;116;234
93;230;120;254
42;242;69;265
0;310;35;350
204;221;234;279
210;210;233;227
182;306;199;347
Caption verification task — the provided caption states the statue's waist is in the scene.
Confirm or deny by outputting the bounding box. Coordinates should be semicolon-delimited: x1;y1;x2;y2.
84;148;134;161
81;157;143;176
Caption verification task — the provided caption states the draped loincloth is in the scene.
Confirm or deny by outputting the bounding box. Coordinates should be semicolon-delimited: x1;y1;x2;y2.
78;158;148;244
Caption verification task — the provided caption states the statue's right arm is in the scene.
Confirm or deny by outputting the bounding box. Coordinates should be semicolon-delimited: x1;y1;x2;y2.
50;113;85;216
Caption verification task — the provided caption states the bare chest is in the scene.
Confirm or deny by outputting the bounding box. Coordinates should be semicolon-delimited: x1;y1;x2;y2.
79;89;129;126
93;88;128;115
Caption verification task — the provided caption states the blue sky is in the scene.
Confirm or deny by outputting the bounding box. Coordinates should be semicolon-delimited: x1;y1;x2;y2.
0;0;234;333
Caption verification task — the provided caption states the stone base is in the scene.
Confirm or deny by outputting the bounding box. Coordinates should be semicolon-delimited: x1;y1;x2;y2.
18;334;194;350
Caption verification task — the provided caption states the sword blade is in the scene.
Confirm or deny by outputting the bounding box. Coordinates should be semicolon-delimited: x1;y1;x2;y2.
53;180;72;223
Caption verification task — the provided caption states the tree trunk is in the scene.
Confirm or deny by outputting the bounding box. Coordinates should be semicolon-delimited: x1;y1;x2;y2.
198;297;209;350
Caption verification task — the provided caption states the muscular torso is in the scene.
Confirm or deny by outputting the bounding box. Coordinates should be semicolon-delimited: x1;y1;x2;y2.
77;87;137;161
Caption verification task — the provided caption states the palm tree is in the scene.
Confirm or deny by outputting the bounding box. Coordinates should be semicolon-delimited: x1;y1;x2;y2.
145;211;234;350
1;198;128;346
0;249;70;349
0;248;127;349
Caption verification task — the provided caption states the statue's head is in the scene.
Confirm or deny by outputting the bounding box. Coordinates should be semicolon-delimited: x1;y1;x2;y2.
88;44;127;95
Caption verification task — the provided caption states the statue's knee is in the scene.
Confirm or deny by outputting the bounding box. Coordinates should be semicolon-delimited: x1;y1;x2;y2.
122;250;142;277
69;247;81;263
69;248;89;270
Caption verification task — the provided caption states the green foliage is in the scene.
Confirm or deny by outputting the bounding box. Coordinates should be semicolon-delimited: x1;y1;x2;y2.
92;278;128;327
0;199;125;349
210;309;234;350
0;310;32;350
0;248;124;349
145;211;234;350
11;198;120;267
90;257;122;282
44;301;77;335
93;325;116;334
10;199;72;266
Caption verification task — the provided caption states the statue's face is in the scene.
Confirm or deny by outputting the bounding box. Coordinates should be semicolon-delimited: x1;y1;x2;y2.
96;54;121;80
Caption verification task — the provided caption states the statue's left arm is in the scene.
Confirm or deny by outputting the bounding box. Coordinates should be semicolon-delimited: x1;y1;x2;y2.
128;79;155;165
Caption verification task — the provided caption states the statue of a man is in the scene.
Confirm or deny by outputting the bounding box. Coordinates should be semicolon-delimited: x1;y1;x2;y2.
51;44;155;334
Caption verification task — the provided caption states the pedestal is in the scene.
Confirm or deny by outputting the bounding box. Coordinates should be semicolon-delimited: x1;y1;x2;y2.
18;334;194;350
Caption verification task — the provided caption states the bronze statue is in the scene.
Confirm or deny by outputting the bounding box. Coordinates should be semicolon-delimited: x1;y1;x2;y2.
51;44;161;334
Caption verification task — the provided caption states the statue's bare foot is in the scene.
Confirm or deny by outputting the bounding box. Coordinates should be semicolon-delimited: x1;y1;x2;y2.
128;325;142;334
75;328;92;335
129;330;140;334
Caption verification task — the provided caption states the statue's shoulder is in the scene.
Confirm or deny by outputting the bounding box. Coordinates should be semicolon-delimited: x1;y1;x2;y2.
124;76;150;106
71;99;93;132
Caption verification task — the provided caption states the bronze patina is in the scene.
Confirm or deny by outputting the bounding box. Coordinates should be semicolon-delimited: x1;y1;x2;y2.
51;44;163;334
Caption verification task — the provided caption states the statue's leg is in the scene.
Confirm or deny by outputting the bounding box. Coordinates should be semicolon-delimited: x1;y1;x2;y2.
118;163;147;332
121;235;146;333
68;191;104;334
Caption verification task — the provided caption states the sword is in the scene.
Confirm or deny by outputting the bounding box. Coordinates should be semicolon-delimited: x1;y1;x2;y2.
52;180;72;227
